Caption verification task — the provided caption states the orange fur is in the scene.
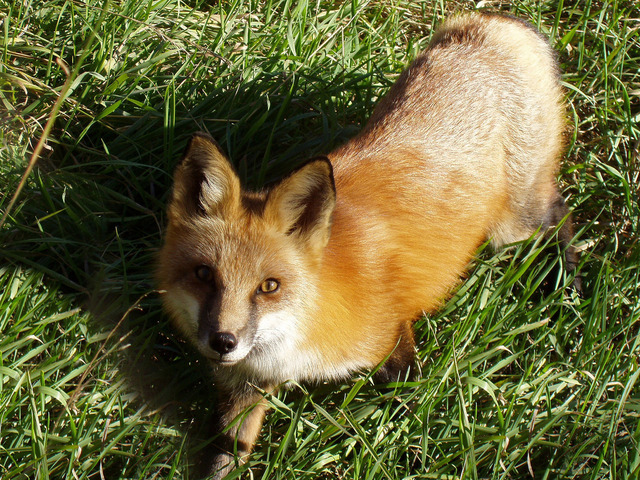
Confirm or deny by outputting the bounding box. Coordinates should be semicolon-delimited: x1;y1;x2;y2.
157;13;577;478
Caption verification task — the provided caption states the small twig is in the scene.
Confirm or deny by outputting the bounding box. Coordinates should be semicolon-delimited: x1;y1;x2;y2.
0;57;71;229
0;0;112;229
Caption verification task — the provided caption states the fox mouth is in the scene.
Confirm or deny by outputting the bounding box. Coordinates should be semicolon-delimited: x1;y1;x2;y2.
200;341;253;365
216;357;239;365
203;350;242;364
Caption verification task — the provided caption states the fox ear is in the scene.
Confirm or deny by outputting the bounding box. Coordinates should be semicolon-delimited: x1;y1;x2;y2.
169;133;240;217
266;158;336;252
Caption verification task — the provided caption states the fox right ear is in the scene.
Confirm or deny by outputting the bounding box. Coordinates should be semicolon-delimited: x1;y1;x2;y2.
169;133;240;217
265;158;336;253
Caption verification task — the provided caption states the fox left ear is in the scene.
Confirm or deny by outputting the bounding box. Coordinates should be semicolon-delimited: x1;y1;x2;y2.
266;158;336;252
169;132;240;218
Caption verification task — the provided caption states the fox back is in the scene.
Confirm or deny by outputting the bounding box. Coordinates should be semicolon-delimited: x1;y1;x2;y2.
157;12;578;477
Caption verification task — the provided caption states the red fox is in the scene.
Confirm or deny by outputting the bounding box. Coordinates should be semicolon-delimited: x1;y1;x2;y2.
158;12;579;478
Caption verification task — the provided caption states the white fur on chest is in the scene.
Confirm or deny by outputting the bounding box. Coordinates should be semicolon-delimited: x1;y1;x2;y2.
219;310;366;386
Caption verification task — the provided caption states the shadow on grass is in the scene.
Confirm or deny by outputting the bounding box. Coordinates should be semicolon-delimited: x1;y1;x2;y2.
0;62;381;477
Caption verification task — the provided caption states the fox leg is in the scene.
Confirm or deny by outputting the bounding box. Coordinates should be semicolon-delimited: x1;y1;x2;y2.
542;194;582;293
493;183;582;293
206;382;274;479
375;321;416;383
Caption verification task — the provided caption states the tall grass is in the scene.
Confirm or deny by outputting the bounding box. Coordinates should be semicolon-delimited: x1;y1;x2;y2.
1;0;639;478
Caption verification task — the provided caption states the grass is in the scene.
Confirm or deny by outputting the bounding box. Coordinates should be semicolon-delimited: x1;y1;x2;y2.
1;0;639;478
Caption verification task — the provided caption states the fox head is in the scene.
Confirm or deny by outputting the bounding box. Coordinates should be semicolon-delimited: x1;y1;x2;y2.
158;133;336;371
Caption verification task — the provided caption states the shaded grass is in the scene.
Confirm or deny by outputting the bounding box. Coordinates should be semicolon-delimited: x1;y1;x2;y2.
1;0;639;478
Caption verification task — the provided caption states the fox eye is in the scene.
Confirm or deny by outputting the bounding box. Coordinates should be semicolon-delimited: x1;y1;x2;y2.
195;265;213;282
258;278;279;294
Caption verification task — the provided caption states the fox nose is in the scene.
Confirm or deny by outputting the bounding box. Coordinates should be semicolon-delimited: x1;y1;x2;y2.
210;332;237;355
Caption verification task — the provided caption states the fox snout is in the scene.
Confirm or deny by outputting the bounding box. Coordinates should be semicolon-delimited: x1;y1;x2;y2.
198;314;239;356
208;331;238;355
197;297;236;356
198;325;253;364
197;301;256;363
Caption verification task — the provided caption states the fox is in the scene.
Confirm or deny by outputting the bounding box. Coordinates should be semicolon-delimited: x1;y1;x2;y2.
157;12;580;478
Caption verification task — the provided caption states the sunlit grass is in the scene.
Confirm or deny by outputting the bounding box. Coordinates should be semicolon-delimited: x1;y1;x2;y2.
1;0;639;478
